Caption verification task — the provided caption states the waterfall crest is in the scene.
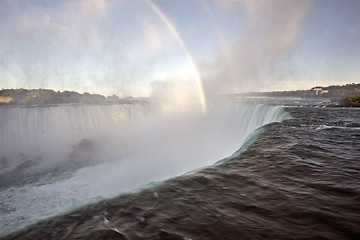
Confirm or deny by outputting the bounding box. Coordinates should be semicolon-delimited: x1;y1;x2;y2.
0;101;291;229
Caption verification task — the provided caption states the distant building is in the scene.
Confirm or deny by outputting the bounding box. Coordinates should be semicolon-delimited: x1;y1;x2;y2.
0;97;12;103
312;87;328;95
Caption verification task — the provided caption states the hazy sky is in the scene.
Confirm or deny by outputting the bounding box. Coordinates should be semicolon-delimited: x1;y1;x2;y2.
0;0;359;97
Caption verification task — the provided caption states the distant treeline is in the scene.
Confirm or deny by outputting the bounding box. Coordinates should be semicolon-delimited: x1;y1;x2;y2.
1;83;360;105
0;89;107;105
339;96;360;107
0;89;140;105
245;83;360;99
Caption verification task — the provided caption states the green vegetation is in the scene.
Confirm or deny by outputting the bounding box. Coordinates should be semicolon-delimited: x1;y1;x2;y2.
339;96;360;107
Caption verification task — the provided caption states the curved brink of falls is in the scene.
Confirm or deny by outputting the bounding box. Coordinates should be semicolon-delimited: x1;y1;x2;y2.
0;101;291;233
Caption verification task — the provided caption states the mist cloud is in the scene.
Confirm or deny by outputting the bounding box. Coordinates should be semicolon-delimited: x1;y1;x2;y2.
0;0;108;90
1;0;313;97
202;0;311;94
0;0;178;97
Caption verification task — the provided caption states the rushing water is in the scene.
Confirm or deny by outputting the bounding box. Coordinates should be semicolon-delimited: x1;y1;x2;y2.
1;98;359;239
0;99;289;232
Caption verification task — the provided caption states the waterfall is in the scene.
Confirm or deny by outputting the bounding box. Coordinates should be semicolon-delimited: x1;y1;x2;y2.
0;100;292;229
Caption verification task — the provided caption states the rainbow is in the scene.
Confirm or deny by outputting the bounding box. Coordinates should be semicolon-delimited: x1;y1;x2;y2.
146;0;207;113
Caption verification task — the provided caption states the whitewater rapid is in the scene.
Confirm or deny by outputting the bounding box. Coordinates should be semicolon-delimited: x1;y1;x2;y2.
0;100;291;229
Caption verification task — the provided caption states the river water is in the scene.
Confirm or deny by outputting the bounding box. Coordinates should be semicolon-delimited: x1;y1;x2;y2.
0;98;359;239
